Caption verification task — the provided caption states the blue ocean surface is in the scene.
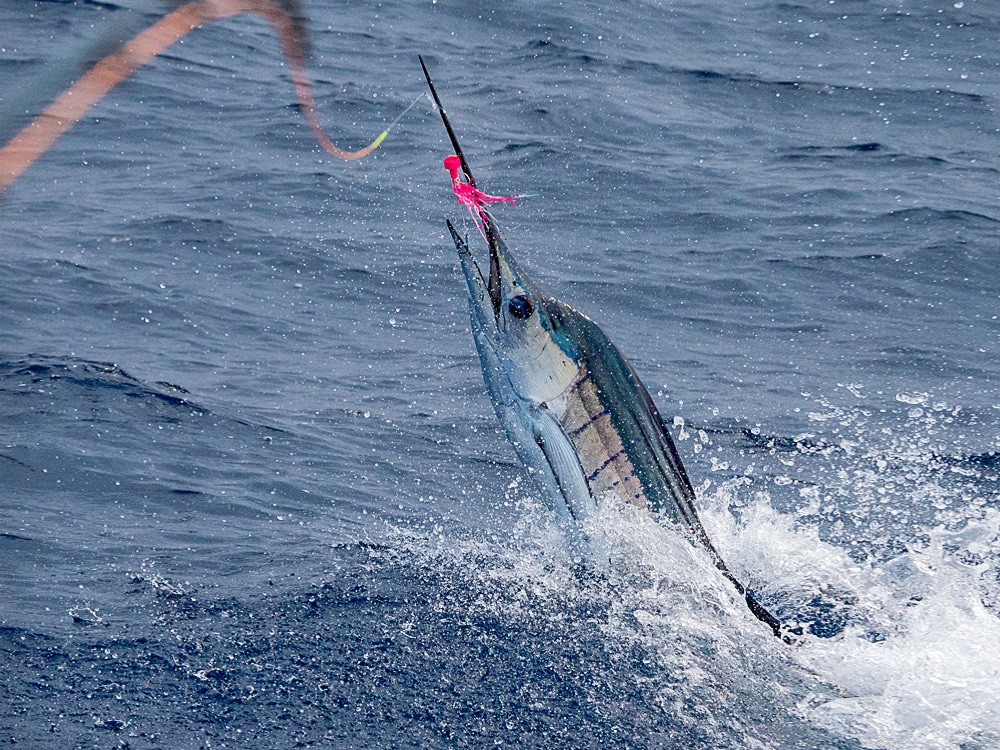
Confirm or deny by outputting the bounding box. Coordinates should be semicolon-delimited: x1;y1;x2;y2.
1;0;998;747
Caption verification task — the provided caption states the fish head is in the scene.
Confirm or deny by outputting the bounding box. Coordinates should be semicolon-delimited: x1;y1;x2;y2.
448;220;579;404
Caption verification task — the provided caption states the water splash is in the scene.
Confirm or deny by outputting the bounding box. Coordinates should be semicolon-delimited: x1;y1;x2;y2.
699;388;1000;750
379;389;998;750
795;515;1000;750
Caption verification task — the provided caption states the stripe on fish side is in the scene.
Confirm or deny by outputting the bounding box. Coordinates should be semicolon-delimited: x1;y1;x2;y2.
559;379;617;464
560;367;647;500
568;400;617;438
557;371;649;508
593;435;648;505
585;450;645;503
586;447;627;483
560;368;607;434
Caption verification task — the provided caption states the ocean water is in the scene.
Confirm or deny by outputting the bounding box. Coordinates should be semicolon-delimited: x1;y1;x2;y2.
1;0;998;748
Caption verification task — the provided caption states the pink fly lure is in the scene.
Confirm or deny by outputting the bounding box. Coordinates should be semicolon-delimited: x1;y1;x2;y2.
443;154;523;240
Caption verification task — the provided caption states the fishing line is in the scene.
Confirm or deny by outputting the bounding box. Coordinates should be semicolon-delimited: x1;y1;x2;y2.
379;92;427;142
0;0;415;193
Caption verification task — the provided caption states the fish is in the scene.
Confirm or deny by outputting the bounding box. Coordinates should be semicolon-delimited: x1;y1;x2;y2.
420;57;790;640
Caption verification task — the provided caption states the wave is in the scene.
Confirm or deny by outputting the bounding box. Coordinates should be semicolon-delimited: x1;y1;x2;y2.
0;355;204;412
874;207;1000;226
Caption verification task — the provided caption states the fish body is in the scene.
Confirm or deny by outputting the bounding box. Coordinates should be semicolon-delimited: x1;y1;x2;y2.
452;224;707;537
423;58;786;638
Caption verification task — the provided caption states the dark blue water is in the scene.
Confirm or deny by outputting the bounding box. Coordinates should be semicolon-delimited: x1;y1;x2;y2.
2;1;998;747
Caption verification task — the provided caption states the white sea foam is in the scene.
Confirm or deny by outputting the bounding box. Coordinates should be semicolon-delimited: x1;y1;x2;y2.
799;522;1000;750
385;396;999;750
704;489;1000;750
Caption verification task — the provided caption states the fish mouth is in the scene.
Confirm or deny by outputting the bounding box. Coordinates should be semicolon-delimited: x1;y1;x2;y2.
447;219;503;323
446;214;501;330
482;222;504;320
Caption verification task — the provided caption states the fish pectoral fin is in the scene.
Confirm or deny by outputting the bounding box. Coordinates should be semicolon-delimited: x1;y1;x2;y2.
530;407;594;521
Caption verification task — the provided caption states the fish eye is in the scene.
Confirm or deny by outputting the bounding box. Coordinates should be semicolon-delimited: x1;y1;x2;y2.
507;295;534;320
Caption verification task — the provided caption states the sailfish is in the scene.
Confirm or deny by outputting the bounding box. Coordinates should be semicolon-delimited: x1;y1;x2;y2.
420;58;788;639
